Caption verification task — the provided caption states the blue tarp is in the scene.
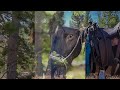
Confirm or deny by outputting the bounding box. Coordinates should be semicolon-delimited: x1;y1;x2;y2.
85;34;91;76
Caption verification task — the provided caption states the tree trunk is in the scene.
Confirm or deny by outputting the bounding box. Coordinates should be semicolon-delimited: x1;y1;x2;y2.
7;32;18;79
7;12;19;79
34;12;43;78
35;32;43;77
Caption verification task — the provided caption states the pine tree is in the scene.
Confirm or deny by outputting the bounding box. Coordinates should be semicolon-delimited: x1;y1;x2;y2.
84;11;91;27
70;11;88;29
48;11;64;36
98;11;119;28
0;11;35;79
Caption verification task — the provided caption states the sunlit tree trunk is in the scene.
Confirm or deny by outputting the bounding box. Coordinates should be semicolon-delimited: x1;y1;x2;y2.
35;12;43;78
35;31;43;77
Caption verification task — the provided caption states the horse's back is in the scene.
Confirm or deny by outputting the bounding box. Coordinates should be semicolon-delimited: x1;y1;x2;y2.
92;28;114;68
98;38;114;68
97;28;110;38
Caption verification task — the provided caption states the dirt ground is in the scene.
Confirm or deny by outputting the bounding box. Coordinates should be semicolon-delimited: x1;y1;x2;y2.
86;74;120;79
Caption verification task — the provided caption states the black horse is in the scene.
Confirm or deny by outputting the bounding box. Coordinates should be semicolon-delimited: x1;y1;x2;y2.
84;22;120;78
46;26;83;79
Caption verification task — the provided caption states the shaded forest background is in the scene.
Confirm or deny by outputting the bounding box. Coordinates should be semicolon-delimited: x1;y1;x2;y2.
0;11;120;79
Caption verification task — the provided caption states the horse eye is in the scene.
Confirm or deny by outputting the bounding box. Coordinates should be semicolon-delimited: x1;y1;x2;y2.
69;34;73;38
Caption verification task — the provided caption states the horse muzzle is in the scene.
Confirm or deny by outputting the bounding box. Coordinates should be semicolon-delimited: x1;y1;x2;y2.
49;51;68;66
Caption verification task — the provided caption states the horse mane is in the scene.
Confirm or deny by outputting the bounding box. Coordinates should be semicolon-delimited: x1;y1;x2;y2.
62;26;79;31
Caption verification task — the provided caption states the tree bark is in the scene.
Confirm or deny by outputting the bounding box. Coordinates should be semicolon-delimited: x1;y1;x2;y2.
7;12;19;79
35;32;43;77
34;12;43;78
7;32;18;79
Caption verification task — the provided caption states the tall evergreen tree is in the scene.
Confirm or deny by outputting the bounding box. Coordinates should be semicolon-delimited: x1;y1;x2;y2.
98;11;119;28
70;11;90;29
49;11;64;36
0;11;35;79
84;11;91;27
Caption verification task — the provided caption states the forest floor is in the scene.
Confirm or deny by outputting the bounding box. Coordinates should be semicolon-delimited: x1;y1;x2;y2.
66;60;85;79
41;53;85;79
86;73;120;79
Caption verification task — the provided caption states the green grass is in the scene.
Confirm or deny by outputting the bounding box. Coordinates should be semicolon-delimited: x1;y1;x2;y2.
66;43;85;79
42;53;49;71
73;43;85;63
66;65;85;79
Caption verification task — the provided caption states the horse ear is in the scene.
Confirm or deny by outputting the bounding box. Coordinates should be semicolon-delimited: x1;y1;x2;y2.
55;26;59;34
49;25;60;37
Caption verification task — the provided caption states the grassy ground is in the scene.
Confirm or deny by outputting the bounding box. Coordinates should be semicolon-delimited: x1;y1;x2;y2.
86;74;120;79
66;43;85;79
66;64;85;79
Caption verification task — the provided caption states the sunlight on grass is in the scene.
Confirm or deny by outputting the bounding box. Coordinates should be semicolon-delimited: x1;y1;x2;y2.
66;43;85;79
73;43;85;63
42;53;50;72
66;66;85;79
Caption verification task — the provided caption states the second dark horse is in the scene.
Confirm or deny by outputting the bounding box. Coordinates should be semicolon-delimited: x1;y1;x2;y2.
84;22;120;78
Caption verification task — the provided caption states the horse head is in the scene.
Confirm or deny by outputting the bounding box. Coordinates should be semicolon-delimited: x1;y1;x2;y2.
47;26;82;79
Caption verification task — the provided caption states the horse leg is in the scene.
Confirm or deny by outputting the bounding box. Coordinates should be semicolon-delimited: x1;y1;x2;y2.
111;63;117;76
94;64;99;79
90;61;93;73
51;65;57;79
105;66;112;78
89;62;96;78
62;66;67;79
56;67;60;78
90;58;96;74
63;62;71;79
